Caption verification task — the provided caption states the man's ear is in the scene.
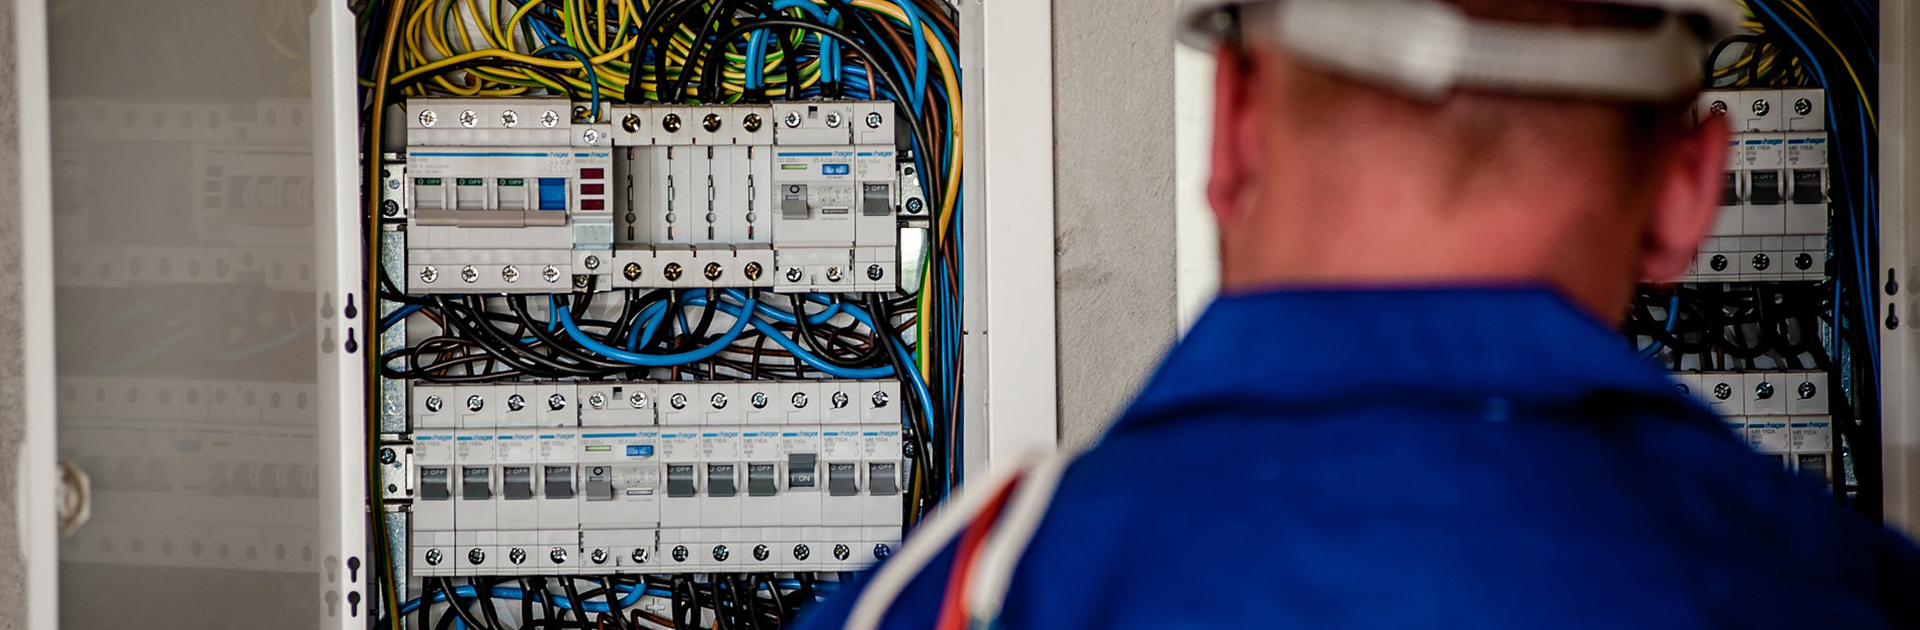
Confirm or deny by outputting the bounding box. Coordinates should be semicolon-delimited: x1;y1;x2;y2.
1206;42;1263;226
1640;112;1731;281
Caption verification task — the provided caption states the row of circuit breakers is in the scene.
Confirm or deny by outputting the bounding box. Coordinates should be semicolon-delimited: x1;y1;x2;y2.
1686;88;1828;283
409;380;905;575
400;98;920;294
1674;371;1834;479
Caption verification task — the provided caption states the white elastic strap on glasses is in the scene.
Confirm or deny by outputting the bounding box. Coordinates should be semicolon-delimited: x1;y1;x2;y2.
1272;0;1705;101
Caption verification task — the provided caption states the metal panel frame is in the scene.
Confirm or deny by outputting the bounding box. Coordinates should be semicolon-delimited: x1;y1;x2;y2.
1881;0;1919;537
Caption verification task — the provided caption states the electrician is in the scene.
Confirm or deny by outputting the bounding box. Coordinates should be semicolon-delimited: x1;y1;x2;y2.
800;0;1920;627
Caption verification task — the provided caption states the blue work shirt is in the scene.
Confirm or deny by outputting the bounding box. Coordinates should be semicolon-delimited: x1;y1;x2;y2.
797;287;1920;629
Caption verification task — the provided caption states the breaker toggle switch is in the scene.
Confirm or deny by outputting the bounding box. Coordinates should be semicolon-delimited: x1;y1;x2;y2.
585;467;614;501
502;466;534;500
421;467;451;500
788;453;817;488
782;184;809;219
462;467;492;500
828;462;859;496
544;466;574;499
862;183;891;217
667;464;698;498
708;464;737;497
1749;171;1783;205
1791;170;1824;204
748;463;778;496
868;462;898;496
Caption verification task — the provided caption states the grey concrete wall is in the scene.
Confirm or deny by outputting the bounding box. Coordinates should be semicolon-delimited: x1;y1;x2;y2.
1053;0;1181;449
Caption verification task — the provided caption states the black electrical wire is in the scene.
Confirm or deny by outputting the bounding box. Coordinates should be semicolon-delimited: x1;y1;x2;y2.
560;578;591;630
440;577;494;630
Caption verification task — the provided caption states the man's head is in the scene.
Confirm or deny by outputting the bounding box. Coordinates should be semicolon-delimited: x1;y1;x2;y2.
1190;0;1737;319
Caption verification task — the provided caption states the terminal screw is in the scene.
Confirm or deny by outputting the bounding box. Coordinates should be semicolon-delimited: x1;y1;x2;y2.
418;110;438;127
420;267;439;283
791;392;809;409
461;265;479;283
624;262;642;281
466;395;485;412
866;112;884;129
1795;98;1814;116
1708;101;1728;116
785;267;804;283
1755;382;1775;400
743;113;763;132
826;267;843;283
549;548;569;564
622;113;641;133
1713;382;1733;400
1799;382;1818;400
867;265;884;282
507;394;526;412
1752;253;1771;272
549;394;568;411
871;391;890;408
712;545;730;562
824;112;843;128
792;544;810;561
705;262;724;281
751;392;769;409
379;448;397;465
662;113;682;133
542;110;561;127
585;256;602;271
508;548;526;565
502;265;520;283
629;392;649;409
588;392;606;409
425;396;444;412
467;548;485;565
459;110;478;127
631;548;650;564
382;200;399;217
1752;99;1771;117
1710;255;1729;272
501;110;519;127
703;113;722;132
671;545;689;563
833;544;850;561
664;262;684;282
744;262;764;281
543;265;561;283
670;393;688;409
1795;253;1815;271
711;392;728;409
832;391;850;409
874;543;892;560
590;548;609;565
425;549;443;566
784;111;802;128
582;128;601;144
753;545;770;562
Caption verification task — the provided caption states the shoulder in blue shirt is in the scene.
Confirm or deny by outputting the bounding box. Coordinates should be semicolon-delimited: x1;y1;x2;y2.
798;287;1920;629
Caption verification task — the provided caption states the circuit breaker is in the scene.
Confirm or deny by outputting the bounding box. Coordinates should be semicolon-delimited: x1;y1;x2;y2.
1688;89;1828;282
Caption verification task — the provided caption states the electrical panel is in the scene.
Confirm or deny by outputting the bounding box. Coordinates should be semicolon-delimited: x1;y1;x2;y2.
405;98;902;294
407;380;903;576
1675;370;1833;479
1688;89;1829;283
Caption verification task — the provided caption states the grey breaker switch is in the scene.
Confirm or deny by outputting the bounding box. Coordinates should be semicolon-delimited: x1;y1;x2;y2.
748;463;778;497
544;466;574;499
827;462;859;497
868;462;899;496
781;184;809;219
502;466;534;500
421;467;451;501
707;464;737;498
787;453;817;489
585;466;614;501
667;464;698;498
462;467;492;500
862;183;891;217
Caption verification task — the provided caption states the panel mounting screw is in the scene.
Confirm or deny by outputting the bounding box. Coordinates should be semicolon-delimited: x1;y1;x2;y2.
784;111;802;128
1713;382;1733;400
825;267;843;283
832;391;849;409
785;267;804;283
418;110;438;127
662;113;682;133
631;548;650;564
542;110;561;127
867;265;884;281
1751;99;1770;117
623;262;642;281
703;113;722;132
460;265;479;283
459;110;478;127
824;112;843;128
1794;99;1813;116
501;265;520;283
501;110;519;127
793;544;811;561
507;394;526;412
710;392;728;409
664;262;683;282
871;391;889;408
791;392;809;408
833;544;850;561
425;396;444;412
629;392;649;409
425;549;443;566
744;113;763;132
585;256;602;271
382;200;399;217
866;112;883;129
420;266;439;283
549;548;569;564
753;544;770;562
671;545;689;563
751;392;769;409
467;548;485;565
590;548;609;565
621;113;641;133
379;448;397;465
1799;382;1817;400
744;262;764;281
704;262;723;281
670;393;687;409
588;392;606;409
466;395;485;412
543;265;561;283
712;545;731;562
1755;382;1775;400
508;548;526;565
582;128;601;144
549;394;568;411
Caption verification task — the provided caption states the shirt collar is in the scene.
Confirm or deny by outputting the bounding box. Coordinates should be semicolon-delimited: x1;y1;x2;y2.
1115;285;1690;431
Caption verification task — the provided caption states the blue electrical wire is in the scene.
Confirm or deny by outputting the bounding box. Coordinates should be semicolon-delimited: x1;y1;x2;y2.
555;294;755;366
381;304;424;331
533;44;602;118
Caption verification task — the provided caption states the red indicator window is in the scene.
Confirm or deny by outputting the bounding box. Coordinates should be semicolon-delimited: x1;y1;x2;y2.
581;199;606;211
580;168;605;180
581;183;605;195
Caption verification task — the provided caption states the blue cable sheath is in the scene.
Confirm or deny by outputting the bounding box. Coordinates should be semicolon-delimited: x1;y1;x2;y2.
555;295;754;366
381;304;423;332
533;44;601;117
